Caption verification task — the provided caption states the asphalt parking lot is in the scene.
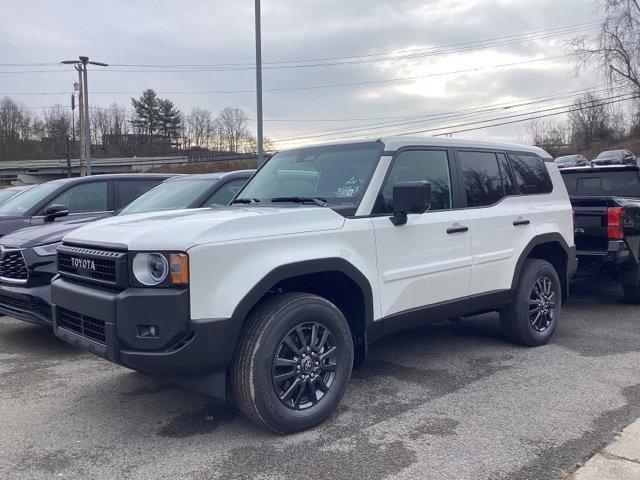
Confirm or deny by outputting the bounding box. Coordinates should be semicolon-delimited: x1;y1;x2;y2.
1;276;639;480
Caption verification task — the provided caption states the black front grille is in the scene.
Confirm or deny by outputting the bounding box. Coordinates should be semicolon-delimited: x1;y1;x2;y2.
58;244;126;286
57;307;105;344
0;249;27;281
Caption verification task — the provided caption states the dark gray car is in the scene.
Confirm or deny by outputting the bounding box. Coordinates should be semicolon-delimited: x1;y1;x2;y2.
0;170;254;326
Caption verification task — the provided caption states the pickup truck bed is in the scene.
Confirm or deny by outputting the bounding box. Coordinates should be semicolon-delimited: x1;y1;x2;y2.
561;165;640;302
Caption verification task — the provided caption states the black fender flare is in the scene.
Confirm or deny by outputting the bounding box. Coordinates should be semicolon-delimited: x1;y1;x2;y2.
220;258;375;365
511;233;576;303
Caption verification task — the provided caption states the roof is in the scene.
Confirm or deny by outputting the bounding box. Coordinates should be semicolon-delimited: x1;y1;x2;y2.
45;173;178;186
559;164;640;173
279;136;551;158
164;169;256;181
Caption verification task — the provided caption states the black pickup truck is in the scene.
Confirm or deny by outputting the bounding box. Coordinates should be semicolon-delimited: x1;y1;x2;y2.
561;165;640;302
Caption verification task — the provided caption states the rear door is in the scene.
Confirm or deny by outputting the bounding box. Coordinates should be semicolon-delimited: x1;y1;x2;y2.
371;147;472;327
454;149;532;297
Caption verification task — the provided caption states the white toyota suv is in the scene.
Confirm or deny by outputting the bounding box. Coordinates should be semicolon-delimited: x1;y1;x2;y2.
51;137;576;433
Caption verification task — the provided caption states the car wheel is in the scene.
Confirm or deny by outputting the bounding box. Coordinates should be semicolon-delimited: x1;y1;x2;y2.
622;284;640;304
501;259;561;347
231;292;354;433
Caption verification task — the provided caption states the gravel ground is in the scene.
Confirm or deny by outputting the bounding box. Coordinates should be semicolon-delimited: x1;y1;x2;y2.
0;276;638;480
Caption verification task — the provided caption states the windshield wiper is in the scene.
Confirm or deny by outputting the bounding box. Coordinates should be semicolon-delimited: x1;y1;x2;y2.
231;198;261;205
270;196;327;206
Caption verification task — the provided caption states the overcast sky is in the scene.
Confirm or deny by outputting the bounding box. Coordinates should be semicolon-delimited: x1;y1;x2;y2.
0;0;606;148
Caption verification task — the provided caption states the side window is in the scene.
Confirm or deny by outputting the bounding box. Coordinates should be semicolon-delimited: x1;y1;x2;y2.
458;151;505;207
509;154;553;195
43;182;108;214
115;179;163;209
375;149;452;214
203;178;249;206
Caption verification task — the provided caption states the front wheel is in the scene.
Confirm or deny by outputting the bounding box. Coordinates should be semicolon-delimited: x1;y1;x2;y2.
231;292;354;433
501;259;562;347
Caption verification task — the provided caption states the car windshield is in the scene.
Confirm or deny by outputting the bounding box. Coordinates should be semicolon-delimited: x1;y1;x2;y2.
556;156;579;164
562;170;640;197
0;181;64;216
236;142;384;206
0;189;21;205
118;178;215;215
597;150;623;159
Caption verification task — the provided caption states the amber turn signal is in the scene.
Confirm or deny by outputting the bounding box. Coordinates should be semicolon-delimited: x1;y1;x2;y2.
170;253;189;286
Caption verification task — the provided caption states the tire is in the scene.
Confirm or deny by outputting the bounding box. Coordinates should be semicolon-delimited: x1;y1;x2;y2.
501;259;562;347
623;284;640;304
231;292;354;433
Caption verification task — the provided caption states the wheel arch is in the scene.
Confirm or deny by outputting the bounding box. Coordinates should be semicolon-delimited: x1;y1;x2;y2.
511;233;574;304
224;258;375;368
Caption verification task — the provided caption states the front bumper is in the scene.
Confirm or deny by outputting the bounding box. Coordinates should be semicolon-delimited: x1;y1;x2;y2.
51;278;233;399
0;282;52;326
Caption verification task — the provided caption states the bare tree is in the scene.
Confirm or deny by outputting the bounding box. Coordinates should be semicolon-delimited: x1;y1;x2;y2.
573;1;640;91
525;119;569;157
218;107;251;153
186;107;213;148
569;92;621;148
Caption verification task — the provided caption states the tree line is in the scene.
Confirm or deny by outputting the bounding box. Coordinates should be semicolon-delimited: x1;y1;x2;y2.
0;89;267;161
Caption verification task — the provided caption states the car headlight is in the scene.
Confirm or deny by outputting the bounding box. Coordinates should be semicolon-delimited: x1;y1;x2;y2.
33;241;62;257
132;253;169;286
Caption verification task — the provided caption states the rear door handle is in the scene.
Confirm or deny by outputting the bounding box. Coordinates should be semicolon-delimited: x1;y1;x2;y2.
513;219;531;227
446;226;469;234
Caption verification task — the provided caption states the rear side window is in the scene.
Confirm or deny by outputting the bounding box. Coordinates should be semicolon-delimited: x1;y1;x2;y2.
509;154;553;195
203;178;248;206
561;171;640;197
115;179;164;208
375;149;452;214
458;150;509;207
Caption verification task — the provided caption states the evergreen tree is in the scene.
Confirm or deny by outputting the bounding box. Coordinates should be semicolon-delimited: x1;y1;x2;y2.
158;98;182;140
131;89;160;136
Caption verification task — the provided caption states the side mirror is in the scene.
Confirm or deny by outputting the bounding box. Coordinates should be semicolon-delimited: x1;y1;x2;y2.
391;181;431;226
43;204;69;223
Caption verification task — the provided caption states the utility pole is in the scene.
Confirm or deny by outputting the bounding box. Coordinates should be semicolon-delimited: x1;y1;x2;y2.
61;56;108;176
75;67;85;176
255;0;265;166
70;88;76;176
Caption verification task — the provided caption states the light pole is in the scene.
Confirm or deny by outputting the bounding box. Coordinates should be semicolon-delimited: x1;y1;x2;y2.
255;0;265;166
61;56;108;176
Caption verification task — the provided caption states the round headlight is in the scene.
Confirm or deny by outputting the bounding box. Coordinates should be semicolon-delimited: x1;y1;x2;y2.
132;253;168;286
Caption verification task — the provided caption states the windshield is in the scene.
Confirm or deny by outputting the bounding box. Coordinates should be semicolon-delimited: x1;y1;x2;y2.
597;150;623;159
118;178;215;215
236;142;384;206
556;156;579;164
0;181;63;216
0;189;21;205
562;170;640;197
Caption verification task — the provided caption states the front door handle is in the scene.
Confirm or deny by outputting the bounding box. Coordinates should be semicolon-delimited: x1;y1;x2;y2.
446;225;469;234
513;219;531;227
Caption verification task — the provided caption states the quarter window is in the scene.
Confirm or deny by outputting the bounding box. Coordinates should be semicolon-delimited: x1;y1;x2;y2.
458;151;506;207
375;149;452;214
509;154;553;195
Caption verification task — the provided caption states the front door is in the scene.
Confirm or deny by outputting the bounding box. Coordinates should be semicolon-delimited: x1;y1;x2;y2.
371;148;471;330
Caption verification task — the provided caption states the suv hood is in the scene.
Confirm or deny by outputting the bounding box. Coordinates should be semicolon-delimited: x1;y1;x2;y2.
0;216;103;248
63;206;346;250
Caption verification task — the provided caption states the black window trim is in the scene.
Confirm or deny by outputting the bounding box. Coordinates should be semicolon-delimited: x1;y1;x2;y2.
369;145;463;217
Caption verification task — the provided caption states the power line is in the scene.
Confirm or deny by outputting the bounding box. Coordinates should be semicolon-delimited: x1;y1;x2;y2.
271;85;620;143
0;54;571;97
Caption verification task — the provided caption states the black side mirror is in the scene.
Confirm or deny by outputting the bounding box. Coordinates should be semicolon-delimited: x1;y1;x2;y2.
391;181;431;226
43;204;69;223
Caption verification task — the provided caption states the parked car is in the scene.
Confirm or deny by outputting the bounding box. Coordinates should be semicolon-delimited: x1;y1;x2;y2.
555;154;589;169
0;185;34;206
0;170;253;326
0;174;174;238
51;137;575;433
561;164;640;302
592;149;637;166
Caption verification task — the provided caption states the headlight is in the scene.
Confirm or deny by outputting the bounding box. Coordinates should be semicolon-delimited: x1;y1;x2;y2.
33;242;62;257
132;253;169;286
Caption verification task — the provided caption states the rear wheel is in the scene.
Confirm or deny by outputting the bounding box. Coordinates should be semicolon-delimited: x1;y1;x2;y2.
232;292;353;433
501;259;561;346
623;284;640;304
